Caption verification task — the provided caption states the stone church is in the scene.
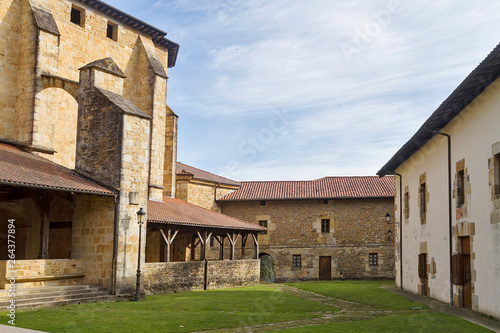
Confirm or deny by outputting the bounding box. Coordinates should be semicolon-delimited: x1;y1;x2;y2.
0;0;263;304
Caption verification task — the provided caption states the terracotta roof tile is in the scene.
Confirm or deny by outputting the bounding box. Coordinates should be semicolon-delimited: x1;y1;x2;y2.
176;162;240;186
148;196;264;231
0;143;116;196
218;176;394;201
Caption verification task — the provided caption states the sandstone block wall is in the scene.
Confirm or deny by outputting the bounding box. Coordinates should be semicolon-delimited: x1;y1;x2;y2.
144;259;260;294
221;198;395;280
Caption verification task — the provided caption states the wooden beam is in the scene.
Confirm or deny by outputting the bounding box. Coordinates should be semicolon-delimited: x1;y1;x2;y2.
0;190;33;202
241;234;248;259
38;192;51;259
159;229;178;263
252;233;259;259
226;233;240;260
218;236;225;260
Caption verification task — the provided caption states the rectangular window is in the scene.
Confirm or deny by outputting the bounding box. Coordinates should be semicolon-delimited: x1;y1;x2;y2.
70;5;85;27
292;255;301;267
457;170;465;207
369;253;378;266
259;220;268;234
495;153;500;196
323;199;329;204
404;191;409;219
419;183;426;215
260;200;266;206
321;219;330;233
107;21;118;41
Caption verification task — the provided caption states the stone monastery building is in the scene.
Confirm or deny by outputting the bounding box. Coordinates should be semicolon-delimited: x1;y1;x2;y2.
0;0;264;300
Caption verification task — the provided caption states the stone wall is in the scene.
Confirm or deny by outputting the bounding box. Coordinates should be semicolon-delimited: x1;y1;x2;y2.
176;179;238;212
144;259;260;294
0;259;82;289
72;194;114;289
221;198;395;281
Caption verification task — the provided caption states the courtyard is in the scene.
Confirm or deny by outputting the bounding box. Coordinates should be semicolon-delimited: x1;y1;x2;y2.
2;281;497;332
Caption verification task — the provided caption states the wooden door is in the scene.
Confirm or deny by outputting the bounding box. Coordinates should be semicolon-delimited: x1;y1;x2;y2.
418;253;428;296
319;256;331;280
462;237;472;309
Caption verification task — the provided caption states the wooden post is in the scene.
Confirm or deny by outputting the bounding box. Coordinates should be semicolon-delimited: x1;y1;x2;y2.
252;233;259;259
159;228;178;262
196;231;212;261
226;233;240;260
219;236;225;260
241;234;248;259
34;192;51;259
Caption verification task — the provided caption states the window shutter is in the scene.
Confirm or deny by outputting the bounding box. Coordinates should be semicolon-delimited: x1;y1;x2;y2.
452;254;465;285
418;254;427;278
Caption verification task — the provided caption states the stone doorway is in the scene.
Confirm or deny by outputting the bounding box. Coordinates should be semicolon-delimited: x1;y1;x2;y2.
259;253;274;282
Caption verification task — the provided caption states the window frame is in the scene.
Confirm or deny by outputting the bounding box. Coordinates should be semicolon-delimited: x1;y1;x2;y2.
368;253;378;266
321;219;330;233
292;254;301;267
106;21;118;41
258;220;268;234
70;5;85;27
457;169;465;207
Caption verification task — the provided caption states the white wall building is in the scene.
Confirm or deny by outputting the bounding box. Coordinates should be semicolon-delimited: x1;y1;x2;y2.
378;43;500;319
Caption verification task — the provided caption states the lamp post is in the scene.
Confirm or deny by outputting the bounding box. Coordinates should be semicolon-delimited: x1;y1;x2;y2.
135;207;146;301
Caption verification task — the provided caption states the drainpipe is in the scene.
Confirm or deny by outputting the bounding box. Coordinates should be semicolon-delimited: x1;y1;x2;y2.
433;131;453;307
381;169;403;290
111;194;119;295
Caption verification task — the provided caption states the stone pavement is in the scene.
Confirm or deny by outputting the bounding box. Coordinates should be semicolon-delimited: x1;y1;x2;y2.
0;325;46;333
383;286;500;333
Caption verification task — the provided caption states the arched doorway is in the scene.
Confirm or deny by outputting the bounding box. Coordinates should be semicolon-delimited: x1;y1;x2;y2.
259;253;274;282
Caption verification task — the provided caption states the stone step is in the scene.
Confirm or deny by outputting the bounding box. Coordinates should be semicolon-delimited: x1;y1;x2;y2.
4;294;116;310
0;286;100;301
0;291;110;306
0;285;92;297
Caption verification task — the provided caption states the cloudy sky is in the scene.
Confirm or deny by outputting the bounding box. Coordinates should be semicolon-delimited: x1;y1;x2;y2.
106;0;500;181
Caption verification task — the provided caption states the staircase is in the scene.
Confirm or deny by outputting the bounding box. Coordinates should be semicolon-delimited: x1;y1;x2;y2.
0;285;116;310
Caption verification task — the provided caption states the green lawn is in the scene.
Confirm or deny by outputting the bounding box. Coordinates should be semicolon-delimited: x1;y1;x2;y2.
286;280;418;310
8;285;334;333
1;281;493;333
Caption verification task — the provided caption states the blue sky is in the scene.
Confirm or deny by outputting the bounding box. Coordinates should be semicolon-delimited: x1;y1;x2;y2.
106;0;500;181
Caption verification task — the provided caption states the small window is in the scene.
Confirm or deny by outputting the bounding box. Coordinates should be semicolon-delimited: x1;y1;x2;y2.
419;183;426;215
259;220;268;234
260;201;266;206
404;191;409;219
457;170;465;207
107;21;118;41
321;219;330;233
323;199;328;204
70;5;85;27
292;255;301;267
369;253;378;266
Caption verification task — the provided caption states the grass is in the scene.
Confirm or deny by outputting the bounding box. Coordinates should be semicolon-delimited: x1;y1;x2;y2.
286;280;419;310
273;313;493;332
1;281;493;333
7;285;334;333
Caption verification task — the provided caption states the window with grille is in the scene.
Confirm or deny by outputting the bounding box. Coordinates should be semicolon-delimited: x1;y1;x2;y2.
404;191;409;219
419;182;426;215
259;220;268;234
321;219;330;233
292;255;301;267
369;253;378;266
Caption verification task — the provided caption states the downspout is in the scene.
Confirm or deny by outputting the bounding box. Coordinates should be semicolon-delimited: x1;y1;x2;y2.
111;194;119;294
433;131;453;307
381;169;403;290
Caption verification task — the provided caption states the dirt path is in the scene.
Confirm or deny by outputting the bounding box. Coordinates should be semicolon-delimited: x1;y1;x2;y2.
193;284;413;333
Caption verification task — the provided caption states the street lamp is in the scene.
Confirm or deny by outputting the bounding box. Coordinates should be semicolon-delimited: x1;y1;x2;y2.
385;213;391;223
387;229;392;241
135;207;146;301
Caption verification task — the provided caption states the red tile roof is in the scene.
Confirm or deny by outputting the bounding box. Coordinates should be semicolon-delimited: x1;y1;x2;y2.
148;196;265;231
0;143;116;196
176;162;240;186
218;176;395;201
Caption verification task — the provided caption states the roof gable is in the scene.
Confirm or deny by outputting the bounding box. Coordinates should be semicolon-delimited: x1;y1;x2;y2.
176;162;240;187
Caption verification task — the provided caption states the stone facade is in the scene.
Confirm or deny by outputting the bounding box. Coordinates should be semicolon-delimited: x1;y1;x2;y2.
144;259;259;294
0;0;180;295
220;198;395;281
